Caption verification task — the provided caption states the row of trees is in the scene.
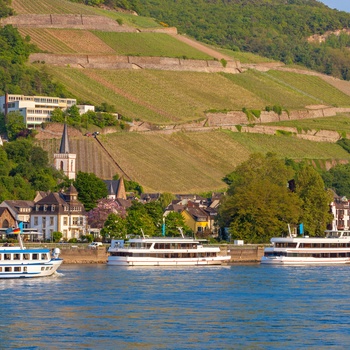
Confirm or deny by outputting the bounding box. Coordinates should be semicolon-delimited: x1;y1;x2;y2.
218;153;333;243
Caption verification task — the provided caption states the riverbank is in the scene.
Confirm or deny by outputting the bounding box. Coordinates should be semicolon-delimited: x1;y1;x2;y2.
59;244;265;264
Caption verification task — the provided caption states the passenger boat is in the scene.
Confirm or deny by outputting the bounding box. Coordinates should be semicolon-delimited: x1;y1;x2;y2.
261;229;350;265
0;225;63;278
107;235;231;266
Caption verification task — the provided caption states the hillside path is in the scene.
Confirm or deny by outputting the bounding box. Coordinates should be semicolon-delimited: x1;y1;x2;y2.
168;33;233;61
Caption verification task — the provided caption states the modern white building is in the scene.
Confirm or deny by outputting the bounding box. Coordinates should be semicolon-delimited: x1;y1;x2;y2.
0;94;77;128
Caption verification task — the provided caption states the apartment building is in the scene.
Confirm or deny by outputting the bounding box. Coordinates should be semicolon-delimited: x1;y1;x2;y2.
0;94;76;128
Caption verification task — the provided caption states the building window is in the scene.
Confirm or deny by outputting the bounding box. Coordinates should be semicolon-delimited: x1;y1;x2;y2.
50;217;54;225
63;217;68;226
34;217;38;225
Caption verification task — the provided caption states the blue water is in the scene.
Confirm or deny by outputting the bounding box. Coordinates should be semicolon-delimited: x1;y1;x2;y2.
1;264;350;349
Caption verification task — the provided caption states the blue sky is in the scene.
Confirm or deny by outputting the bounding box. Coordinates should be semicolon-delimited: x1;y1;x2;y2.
318;0;350;13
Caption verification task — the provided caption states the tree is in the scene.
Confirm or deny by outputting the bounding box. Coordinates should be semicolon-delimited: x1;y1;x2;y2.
295;163;333;236
101;213;127;239
52;231;63;243
5;111;26;141
164;211;188;237
159;192;175;210
50;108;65;123
87;198;125;229
126;201;157;236
321;163;350;198
218;153;302;243
74;172;108;211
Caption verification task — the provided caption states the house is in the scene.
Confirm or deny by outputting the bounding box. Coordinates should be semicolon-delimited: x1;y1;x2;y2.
0;93;76;128
181;203;211;236
329;194;350;230
0;200;34;228
104;178;127;200
30;185;87;241
0;207;16;238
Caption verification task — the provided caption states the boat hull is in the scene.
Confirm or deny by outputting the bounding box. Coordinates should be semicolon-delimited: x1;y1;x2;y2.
107;256;231;266
0;259;63;279
261;256;350;265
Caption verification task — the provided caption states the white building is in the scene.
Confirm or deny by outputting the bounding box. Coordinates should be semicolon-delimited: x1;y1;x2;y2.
0;94;76;128
30;186;87;241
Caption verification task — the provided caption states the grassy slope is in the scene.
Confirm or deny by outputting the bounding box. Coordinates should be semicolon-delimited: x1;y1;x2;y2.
262;115;350;133
38;128;350;193
44;66;350;125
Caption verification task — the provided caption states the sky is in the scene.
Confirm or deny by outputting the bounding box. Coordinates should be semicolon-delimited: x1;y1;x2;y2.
318;0;350;13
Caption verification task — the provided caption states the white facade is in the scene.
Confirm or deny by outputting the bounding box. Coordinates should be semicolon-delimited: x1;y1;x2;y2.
54;153;77;180
77;104;95;114
0;94;76;128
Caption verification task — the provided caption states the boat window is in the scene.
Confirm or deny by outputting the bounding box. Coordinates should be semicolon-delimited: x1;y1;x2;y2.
14;267;21;272
41;267;45;271
14;254;20;260
0;254;1;260
23;254;30;260
23;267;27;272
41;253;47;260
0;267;2;272
46;267;50;270
32;254;39;260
4;254;11;260
5;267;12;272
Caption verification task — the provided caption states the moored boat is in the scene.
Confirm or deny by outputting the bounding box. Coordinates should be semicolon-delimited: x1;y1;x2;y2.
107;236;230;266
0;224;63;278
261;229;350;265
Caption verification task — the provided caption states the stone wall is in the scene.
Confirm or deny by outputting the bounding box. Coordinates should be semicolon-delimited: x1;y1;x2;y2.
30;53;241;73
60;247;108;264
227;246;264;263
0;14;137;32
206;107;350;127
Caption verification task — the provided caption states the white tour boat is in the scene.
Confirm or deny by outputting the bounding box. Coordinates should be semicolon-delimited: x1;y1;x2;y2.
0;226;63;278
107;235;231;266
261;229;350;265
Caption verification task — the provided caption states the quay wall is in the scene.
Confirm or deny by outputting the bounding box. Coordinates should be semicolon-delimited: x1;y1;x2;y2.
58;245;264;264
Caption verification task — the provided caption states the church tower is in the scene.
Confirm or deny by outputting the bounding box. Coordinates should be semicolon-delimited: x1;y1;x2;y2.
54;124;76;180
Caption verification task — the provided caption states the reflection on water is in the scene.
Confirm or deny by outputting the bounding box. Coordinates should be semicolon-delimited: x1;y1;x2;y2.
1;264;350;349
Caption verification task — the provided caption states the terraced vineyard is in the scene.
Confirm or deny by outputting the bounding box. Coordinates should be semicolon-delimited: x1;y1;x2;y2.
39;137;120;179
91;32;213;59
45;66;265;123
263;115;350;134
12;0;97;15
19;28;76;53
45;129;350;193
266;71;350;107
223;70;350;108
11;0;161;28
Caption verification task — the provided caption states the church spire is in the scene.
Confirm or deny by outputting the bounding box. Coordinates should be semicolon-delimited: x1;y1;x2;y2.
59;123;70;154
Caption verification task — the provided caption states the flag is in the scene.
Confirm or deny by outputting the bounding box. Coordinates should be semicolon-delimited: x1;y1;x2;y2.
12;227;20;234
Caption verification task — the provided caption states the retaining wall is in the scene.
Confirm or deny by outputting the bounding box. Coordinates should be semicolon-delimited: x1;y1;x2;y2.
30;53;241;73
0;14;137;32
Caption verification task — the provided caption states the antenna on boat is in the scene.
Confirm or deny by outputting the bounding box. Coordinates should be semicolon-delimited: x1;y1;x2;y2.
140;228;146;239
288;224;292;238
177;227;184;238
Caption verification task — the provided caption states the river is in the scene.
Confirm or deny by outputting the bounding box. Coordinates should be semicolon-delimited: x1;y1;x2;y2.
1;264;349;349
